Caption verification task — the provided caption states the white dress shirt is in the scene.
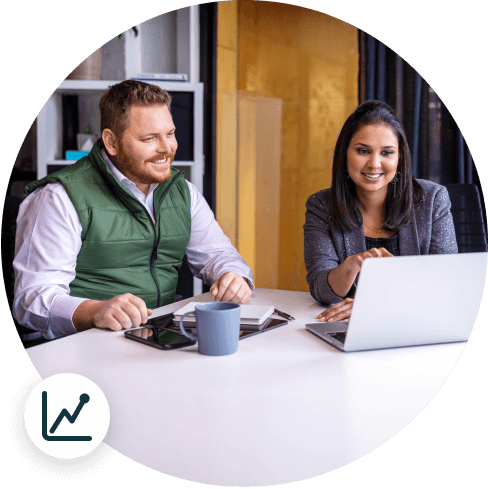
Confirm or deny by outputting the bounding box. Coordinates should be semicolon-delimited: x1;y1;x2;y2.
13;153;253;339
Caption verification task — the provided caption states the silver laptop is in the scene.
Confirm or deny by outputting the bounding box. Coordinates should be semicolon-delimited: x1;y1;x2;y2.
306;252;487;352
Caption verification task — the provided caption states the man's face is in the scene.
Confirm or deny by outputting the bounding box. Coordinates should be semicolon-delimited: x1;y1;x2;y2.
110;104;178;191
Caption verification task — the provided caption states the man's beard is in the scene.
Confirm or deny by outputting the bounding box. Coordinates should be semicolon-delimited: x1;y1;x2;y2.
115;147;176;185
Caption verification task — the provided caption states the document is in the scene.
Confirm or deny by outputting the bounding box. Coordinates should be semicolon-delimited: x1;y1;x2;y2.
173;302;274;326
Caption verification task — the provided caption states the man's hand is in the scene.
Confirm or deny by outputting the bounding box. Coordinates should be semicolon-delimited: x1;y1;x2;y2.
210;272;252;304
73;293;153;332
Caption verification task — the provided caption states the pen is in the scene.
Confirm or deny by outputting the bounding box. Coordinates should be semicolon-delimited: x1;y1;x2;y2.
273;308;295;321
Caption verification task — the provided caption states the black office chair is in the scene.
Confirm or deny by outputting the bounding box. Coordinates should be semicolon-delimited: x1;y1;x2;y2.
175;256;194;302
2;196;50;348
445;184;488;253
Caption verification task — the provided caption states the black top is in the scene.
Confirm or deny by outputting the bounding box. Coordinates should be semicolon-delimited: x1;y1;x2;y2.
365;234;400;256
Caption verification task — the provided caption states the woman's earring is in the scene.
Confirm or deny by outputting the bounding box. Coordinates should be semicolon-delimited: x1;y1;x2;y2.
391;172;400;197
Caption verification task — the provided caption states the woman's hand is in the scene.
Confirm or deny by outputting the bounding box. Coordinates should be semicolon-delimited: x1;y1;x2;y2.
317;298;354;322
328;247;394;298
345;247;394;274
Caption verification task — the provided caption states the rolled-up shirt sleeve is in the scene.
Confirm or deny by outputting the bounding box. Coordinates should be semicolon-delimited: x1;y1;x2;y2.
185;181;254;289
13;184;86;339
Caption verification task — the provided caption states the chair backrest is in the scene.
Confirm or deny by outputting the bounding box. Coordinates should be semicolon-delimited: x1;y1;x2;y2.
2;196;50;347
2;196;22;309
444;183;488;253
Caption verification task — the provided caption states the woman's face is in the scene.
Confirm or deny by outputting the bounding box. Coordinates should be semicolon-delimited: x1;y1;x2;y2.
346;123;399;198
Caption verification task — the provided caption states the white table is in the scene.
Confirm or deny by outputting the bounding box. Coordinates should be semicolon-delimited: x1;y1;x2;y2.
27;289;466;486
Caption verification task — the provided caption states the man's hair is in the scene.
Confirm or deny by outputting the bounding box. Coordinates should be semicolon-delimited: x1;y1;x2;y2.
99;80;172;136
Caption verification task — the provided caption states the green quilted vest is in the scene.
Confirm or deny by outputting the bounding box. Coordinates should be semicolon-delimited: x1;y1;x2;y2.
24;140;191;309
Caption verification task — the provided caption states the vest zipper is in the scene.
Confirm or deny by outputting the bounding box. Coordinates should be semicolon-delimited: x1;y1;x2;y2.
145;173;184;308
119;172;183;309
139;203;161;308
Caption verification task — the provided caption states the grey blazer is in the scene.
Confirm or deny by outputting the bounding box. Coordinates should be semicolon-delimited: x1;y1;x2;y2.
304;179;458;305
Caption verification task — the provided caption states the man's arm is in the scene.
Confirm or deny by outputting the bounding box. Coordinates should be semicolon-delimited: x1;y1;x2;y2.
13;184;86;338
184;181;254;303
72;294;151;331
13;184;150;338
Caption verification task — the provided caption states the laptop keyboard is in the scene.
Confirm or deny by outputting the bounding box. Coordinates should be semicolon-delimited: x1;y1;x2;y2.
329;331;347;344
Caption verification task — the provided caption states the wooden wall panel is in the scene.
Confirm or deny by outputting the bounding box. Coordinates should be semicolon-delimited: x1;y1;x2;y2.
217;0;358;292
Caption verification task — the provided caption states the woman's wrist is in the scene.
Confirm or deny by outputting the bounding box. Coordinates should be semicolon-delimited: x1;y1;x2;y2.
327;259;359;298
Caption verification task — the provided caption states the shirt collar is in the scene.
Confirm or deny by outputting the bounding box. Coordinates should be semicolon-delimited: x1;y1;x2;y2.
101;148;159;195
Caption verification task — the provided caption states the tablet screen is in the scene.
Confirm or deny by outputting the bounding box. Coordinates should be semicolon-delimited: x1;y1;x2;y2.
239;318;288;339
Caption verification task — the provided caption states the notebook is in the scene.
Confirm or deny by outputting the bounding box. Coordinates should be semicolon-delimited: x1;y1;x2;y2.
306;252;487;352
173;302;275;328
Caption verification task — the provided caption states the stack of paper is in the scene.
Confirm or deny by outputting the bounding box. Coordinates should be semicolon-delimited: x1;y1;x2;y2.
173;302;274;330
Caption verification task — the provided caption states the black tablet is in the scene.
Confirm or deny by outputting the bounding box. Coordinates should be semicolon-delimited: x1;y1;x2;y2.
125;313;288;349
238;318;288;339
124;313;197;350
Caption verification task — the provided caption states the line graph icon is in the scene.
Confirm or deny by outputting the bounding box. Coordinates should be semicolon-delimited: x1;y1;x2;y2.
24;373;110;458
42;391;92;441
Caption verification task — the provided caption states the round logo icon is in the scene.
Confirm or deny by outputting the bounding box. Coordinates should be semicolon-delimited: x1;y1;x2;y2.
24;373;110;459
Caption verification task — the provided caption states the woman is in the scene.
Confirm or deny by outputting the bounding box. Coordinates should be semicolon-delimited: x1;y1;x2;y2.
303;100;457;322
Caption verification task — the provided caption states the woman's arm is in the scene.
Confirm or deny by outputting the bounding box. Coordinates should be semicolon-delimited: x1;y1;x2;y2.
304;192;392;303
327;247;393;298
429;185;458;254
304;192;346;304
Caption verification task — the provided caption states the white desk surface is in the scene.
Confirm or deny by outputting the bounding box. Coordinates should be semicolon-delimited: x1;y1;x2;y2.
27;288;466;486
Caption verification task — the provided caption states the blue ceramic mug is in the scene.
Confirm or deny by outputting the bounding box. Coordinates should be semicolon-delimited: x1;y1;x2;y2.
179;302;241;356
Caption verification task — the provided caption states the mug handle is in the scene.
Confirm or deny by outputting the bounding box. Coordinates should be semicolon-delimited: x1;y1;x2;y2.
179;311;197;341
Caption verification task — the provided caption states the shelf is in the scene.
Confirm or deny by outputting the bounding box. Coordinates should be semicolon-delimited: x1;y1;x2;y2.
49;159;196;167
37;80;204;195
58;79;202;94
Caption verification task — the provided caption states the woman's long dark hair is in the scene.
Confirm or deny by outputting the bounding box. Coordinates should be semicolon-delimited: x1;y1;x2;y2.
329;100;424;231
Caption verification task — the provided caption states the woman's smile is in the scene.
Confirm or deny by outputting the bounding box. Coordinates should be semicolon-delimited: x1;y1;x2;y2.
361;172;383;180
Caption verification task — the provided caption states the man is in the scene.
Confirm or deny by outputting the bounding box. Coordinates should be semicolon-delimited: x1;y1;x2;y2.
13;80;253;339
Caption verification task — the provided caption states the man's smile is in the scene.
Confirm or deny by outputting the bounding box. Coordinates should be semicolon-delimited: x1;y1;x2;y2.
146;153;175;165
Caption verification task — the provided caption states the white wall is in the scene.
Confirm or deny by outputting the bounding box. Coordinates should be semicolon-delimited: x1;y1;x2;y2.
141;12;178;74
